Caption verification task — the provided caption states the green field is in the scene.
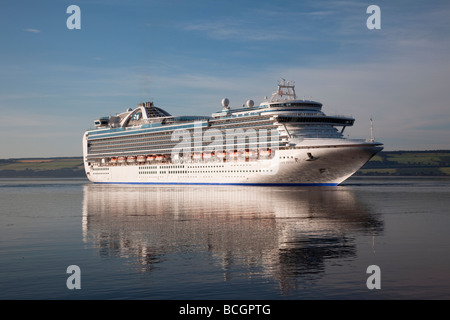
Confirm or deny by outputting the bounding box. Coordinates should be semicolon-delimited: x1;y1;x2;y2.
1;150;450;177
357;150;450;176
0;159;83;171
0;158;85;178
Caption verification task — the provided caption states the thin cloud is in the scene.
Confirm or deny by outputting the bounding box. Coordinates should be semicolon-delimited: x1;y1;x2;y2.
183;20;308;42
23;28;41;33
0;93;57;100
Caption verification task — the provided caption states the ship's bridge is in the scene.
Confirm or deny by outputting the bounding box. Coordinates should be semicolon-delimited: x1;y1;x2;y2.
260;79;323;109
262;100;323;110
212;79;324;119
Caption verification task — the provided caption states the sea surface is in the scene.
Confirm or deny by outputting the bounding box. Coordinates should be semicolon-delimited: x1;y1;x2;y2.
1;176;450;300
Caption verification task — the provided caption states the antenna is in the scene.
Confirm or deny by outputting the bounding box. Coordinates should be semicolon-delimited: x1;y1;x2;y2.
370;117;374;142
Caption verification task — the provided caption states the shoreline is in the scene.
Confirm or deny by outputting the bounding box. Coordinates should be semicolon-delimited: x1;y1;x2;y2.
1;150;450;178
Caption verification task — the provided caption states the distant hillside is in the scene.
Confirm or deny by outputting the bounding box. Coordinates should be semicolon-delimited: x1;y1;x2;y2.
0;157;85;178
356;150;450;176
1;151;450;178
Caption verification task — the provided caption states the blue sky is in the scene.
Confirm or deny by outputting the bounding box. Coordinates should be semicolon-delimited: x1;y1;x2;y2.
1;0;450;157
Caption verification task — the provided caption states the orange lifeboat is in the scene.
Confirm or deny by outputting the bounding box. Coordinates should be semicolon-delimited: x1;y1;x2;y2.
147;155;156;161
137;155;146;162
155;155;165;161
118;156;126;163
216;151;226;158
259;149;272;157
203;152;213;159
245;150;256;158
110;157;118;163
229;151;240;158
127;156;136;163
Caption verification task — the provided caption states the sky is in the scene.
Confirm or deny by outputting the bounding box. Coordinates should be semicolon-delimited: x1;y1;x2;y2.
1;0;450;158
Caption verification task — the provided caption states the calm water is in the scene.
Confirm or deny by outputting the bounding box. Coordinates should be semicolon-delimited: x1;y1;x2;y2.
1;176;450;300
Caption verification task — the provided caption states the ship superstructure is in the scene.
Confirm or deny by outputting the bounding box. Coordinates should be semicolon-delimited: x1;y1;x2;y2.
82;79;383;185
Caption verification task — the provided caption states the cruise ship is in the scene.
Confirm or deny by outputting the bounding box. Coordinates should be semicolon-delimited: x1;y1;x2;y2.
82;79;383;185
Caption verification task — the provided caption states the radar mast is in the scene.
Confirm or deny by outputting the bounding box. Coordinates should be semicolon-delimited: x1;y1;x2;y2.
270;78;297;102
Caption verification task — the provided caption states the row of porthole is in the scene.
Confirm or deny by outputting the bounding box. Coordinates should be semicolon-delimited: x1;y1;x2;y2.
138;169;273;175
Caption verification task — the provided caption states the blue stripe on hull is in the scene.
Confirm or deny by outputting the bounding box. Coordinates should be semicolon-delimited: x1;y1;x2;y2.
92;181;339;186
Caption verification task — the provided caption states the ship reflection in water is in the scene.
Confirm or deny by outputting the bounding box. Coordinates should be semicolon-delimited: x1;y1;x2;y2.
82;184;383;295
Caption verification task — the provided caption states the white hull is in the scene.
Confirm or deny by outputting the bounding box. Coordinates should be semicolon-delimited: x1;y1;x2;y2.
83;80;383;185
84;140;381;186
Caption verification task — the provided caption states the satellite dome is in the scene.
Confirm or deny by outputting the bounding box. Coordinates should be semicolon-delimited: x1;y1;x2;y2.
222;98;230;108
246;99;254;108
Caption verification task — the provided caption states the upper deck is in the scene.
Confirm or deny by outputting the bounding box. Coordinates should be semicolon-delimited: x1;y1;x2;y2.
87;79;354;140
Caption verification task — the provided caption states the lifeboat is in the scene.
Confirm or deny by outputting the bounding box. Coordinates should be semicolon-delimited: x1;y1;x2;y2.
203;152;213;159
245;150;256;158
155;155;165;161
127;156;136;163
216;151;226;158
118;156;126;163
137;155;146;162
147;155;156;161
110;157;118;163
193;153;202;160
259;149;272;157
